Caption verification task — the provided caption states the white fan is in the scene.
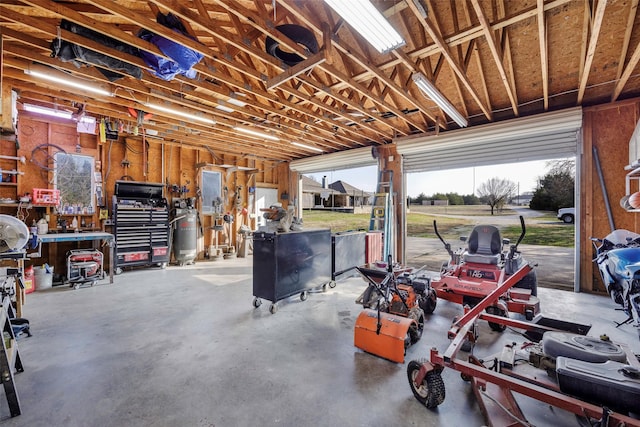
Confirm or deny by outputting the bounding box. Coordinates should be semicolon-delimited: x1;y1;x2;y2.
0;215;29;253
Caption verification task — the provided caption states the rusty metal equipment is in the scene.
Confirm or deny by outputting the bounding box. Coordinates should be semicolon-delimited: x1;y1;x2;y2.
406;264;640;426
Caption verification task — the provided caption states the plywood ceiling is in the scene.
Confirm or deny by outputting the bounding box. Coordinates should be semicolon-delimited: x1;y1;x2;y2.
1;0;639;163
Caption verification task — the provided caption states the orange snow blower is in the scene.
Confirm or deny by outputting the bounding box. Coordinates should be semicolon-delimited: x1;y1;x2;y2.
354;256;437;363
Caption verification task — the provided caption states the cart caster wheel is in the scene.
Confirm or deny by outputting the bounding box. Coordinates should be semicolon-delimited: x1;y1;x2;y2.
269;304;278;314
329;281;337;289
73;283;80;290
160;263;167;269
300;291;308;301
115;267;123;275
90;281;96;287
253;297;262;308
322;283;328;292
407;359;446;408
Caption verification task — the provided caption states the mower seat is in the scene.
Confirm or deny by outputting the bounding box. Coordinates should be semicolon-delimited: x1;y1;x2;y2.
463;225;502;265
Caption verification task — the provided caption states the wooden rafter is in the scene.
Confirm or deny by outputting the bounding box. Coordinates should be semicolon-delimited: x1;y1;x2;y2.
612;0;640;102
470;0;518;116
406;1;491;121
537;0;549;109
577;0;608;104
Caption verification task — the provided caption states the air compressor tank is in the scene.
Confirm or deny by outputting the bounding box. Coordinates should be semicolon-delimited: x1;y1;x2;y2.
173;207;198;266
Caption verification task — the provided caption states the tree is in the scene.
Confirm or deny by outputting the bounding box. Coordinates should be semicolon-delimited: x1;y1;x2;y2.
529;159;575;211
476;177;517;215
462;194;480;205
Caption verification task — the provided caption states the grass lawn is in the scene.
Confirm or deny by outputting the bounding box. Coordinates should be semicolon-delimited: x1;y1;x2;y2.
301;206;575;247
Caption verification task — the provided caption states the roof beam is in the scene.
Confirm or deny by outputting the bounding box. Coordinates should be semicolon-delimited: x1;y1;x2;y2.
577;0;608;104
470;0;518;116
537;0;549;110
612;0;640;102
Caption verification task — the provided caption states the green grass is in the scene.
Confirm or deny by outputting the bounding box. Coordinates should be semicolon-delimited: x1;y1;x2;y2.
301;208;575;247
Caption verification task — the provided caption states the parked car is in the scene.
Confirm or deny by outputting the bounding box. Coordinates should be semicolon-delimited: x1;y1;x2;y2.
557;207;575;224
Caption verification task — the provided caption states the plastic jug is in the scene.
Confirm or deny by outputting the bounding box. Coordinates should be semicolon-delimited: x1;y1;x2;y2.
37;218;48;235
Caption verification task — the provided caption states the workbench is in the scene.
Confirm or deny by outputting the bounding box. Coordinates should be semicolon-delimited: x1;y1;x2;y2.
36;232;115;284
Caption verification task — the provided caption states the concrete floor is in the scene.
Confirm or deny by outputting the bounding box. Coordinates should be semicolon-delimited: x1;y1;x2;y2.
1;253;638;427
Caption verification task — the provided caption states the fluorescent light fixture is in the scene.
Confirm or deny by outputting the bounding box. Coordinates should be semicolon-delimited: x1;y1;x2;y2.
292;142;323;153
227;98;247;107
24;65;112;97
23;104;73;120
147;103;216;125
215;105;235;113
324;0;405;53
234;126;280;141
412;72;468;128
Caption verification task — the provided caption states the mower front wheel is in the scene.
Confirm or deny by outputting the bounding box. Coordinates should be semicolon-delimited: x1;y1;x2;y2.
407;360;446;408
486;305;508;332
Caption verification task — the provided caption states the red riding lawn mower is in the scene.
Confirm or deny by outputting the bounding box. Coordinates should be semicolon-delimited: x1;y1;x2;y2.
430;216;540;333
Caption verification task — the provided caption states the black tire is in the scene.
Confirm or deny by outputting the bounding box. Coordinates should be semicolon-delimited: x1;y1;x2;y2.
562;214;574;224
420;288;438;314
265;24;319;66
514;270;538;297
407;360;446;408
486;305;508;332
409;308;425;344
329;281;337;288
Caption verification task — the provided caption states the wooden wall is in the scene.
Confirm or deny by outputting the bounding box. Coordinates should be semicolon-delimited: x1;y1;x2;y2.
11;112;290;272
581;99;640;293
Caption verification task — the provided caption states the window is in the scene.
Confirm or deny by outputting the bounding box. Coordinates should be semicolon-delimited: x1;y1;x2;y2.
54;153;94;214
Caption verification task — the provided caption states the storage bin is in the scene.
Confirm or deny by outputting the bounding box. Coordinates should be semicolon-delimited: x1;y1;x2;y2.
32;188;60;205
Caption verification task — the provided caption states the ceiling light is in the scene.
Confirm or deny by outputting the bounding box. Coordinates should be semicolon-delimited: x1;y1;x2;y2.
234;126;280;141
216;105;235;113
24;64;113;97
227;98;247;107
324;0;405;53
412;72;468;128
147;103;216;125
23;104;73;120
292;142;323;152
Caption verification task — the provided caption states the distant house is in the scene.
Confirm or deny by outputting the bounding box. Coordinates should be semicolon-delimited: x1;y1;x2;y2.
301;175;371;213
512;192;534;206
329;180;371;209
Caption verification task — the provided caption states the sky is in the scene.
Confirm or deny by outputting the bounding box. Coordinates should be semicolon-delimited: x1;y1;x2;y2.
307;158;559;198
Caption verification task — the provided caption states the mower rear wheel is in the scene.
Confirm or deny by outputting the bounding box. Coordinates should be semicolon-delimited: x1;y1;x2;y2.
407;360;445;408
486;305;508;332
514;270;538;297
420;289;438;314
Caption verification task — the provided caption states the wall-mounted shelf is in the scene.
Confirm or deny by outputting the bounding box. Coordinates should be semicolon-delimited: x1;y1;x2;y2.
0;183;18;187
